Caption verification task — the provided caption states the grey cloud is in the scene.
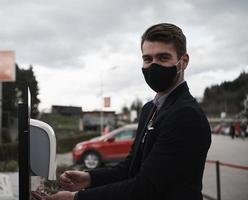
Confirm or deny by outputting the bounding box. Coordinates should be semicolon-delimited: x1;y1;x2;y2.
1;0;151;67
1;0;248;74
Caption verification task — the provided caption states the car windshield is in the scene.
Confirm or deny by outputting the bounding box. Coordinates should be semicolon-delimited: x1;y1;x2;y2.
96;125;136;140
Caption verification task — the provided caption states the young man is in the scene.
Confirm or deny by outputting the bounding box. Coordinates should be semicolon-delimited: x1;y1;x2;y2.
46;23;211;200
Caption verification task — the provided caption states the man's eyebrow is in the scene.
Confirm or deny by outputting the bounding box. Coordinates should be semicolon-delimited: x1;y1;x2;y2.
156;52;172;57
142;52;172;57
142;55;151;58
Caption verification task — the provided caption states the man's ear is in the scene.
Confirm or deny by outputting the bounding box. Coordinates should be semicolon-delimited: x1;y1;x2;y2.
182;53;189;70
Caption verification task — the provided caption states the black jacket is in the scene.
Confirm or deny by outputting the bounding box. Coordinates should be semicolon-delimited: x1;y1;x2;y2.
78;82;211;200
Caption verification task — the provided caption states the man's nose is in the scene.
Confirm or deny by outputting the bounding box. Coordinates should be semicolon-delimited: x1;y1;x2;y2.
151;57;159;64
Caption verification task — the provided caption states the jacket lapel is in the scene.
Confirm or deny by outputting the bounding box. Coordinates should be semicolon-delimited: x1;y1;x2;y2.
129;82;190;176
128;103;156;176
153;82;189;127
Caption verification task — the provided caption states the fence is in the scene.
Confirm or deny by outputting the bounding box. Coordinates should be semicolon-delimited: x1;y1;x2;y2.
203;160;248;200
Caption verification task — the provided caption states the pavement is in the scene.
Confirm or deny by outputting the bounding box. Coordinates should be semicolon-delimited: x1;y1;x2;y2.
202;135;248;200
4;134;248;200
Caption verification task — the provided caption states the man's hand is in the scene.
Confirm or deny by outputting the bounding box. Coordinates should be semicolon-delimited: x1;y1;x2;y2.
45;191;76;200
60;170;91;191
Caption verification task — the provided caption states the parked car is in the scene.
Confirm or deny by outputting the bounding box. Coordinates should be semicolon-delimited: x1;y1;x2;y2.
212;123;230;135
72;123;138;169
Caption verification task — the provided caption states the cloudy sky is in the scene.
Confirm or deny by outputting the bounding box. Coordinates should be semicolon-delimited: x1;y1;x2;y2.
1;0;248;113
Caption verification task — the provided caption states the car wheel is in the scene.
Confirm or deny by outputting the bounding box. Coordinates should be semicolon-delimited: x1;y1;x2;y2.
82;151;101;169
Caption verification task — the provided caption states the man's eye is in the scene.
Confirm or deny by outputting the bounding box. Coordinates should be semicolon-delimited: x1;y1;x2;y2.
143;57;152;63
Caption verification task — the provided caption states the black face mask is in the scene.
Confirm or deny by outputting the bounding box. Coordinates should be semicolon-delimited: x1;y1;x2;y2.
142;63;179;92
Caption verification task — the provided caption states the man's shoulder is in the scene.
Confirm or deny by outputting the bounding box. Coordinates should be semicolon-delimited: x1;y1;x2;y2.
142;100;154;110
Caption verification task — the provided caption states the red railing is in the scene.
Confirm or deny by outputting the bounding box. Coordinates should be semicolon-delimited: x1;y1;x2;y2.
206;159;248;171
203;160;248;200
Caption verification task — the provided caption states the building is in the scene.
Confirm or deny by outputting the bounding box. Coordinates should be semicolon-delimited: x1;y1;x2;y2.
82;111;116;132
52;105;82;116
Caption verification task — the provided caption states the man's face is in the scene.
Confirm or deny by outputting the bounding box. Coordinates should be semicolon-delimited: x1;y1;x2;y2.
142;41;179;69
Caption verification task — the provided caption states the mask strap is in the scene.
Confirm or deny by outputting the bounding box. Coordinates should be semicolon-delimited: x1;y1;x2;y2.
176;55;184;74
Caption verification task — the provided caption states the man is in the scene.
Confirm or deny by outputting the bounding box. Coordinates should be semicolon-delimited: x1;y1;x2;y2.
46;23;211;200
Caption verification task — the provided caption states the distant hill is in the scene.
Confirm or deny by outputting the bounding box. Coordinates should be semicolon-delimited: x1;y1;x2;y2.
201;71;248;117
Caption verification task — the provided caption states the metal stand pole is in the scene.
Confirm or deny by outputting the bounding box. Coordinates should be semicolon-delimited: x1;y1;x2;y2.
216;161;221;200
18;86;30;200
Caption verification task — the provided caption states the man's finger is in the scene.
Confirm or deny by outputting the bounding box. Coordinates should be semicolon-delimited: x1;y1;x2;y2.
64;171;77;179
60;180;73;187
60;175;72;183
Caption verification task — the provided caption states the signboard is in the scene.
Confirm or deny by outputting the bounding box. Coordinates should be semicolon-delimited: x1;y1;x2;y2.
0;51;15;82
104;97;111;107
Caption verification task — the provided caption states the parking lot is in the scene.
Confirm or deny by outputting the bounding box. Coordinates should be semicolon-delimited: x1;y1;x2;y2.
202;135;248;200
54;134;248;200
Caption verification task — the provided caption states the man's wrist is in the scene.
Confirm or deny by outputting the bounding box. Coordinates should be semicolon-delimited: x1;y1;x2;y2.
73;191;78;200
83;171;92;188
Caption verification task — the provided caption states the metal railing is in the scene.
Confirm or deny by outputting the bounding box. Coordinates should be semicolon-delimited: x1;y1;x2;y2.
203;160;248;200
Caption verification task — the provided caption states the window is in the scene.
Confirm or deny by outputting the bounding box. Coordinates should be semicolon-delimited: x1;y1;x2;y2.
115;130;135;141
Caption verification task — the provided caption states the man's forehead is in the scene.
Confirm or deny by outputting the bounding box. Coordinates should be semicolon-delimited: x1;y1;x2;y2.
142;41;177;55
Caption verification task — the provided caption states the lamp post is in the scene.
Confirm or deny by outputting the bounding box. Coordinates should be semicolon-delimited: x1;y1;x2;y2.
0;82;2;144
99;66;118;135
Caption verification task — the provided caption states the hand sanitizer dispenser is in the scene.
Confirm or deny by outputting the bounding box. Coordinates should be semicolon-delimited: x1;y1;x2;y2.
18;86;57;199
30;119;57;180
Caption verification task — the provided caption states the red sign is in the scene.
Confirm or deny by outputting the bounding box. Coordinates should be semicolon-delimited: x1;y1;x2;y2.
0;51;15;82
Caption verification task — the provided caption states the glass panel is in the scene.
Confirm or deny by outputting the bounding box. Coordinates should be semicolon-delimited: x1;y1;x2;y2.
115;130;134;141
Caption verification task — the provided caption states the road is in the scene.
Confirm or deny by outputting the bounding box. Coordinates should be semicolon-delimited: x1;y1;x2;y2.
5;134;248;200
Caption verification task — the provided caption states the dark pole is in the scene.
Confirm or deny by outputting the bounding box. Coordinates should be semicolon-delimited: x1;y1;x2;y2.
216;161;221;200
18;86;30;200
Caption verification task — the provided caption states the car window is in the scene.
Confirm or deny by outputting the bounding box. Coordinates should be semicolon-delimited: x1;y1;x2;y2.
115;130;135;141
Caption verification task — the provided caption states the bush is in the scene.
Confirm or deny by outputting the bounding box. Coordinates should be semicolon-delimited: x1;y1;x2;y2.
0;160;18;172
57;133;100;153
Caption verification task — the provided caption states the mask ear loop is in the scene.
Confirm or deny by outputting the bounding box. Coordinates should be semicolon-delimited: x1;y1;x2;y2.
175;55;184;74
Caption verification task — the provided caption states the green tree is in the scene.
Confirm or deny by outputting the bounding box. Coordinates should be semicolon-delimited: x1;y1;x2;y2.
2;64;40;125
130;98;143;122
202;71;248;116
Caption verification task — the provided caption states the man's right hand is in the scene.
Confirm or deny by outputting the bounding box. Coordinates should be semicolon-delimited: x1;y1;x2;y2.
59;170;91;191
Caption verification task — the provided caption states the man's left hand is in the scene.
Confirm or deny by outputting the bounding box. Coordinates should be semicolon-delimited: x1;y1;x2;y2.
45;191;77;200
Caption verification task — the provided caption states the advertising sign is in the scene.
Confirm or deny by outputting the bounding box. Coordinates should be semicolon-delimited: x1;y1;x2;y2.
104;97;111;107
0;51;15;82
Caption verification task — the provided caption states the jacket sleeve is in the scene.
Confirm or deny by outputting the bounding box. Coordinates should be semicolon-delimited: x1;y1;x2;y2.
87;142;134;187
86;102;152;188
77;107;211;200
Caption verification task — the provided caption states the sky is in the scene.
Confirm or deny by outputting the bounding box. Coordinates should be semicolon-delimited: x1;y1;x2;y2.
1;0;248;113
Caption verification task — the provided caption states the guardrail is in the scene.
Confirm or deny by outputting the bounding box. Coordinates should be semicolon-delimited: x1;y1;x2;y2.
203;160;248;200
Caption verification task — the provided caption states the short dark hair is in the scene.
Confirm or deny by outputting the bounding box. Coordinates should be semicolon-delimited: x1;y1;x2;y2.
141;23;187;58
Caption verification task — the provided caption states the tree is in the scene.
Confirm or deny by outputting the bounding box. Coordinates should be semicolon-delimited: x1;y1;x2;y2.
2;64;40;127
130;98;143;122
201;71;248;117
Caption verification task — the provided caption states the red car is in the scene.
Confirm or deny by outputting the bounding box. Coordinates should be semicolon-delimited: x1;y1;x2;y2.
72;124;138;169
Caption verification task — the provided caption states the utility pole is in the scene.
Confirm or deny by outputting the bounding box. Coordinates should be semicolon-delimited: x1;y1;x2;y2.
100;74;103;135
99;66;118;135
0;82;2;144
